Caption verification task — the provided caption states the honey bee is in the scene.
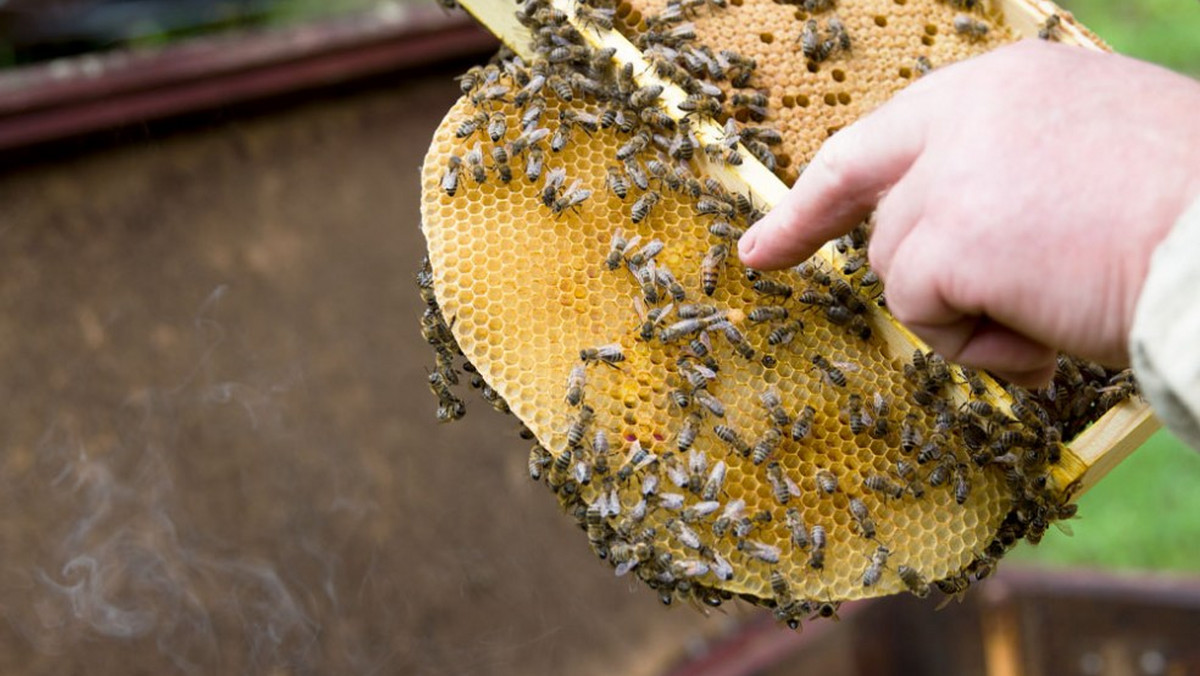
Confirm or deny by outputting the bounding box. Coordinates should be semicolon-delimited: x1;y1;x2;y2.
512;124;549;156
870;393;891;438
710;551;734;581
703;143;743;166
677;412;700;452
711;498;745;538
898;565;931;598
701;244;728;296
767;320;804;347
486;111;508;143
864;473;904;499
633;260;662;304
682;500;721;523
606;230;631;271
552;181;592;216
678;93;723;119
815;468;839;494
766;462;790;505
953;14;989;41
808;525;827;570
529;444;552;481
714;424;750;456
455;65;484;94
927;456;953;487
748;306;789;323
848;497;875;539
541;167;566;207
659;317;706;343
694;390;726;417
696;196;737;219
524;146;545;183
800;20;831;62
791;405;816;441
678;303;719;319
606;166;630;199
580;343;625;366
629;239;665;267
466;143;487;184
635;297;673;342
656;265;687;303
751;428;782;465
812;354;852;387
783;508;809;550
490;145;512;184
550;121;572;152
630;191;661;224
566;404;595;449
575;4;615;30
553;446;574;478
917;435;945;465
470;83;510;108
854;546;888;588
716;321;756;360
629;83;665;109
961;367;987;397
564;363;587;407
668;519;704;550
760;388;791;428
593;427;610;458
441;155;462;196
456;111;488;138
846;394;866;434
828;17;851;52
709;221;746;241
741;540;782;564
616;130;651;161
915;55;933;77
702;460;726;500
752;279;794;299
953;464;971;504
671;558;710;579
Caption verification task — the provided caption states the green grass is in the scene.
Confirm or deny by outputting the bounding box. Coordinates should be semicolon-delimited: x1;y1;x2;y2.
1012;430;1200;572
1057;0;1200;75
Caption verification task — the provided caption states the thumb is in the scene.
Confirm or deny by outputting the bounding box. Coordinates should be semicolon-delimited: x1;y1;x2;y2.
738;94;931;270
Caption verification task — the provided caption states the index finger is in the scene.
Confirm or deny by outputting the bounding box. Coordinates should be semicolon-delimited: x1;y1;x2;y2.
737;94;931;270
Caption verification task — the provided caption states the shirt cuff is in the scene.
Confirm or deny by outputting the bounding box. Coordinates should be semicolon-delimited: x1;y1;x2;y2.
1129;193;1200;450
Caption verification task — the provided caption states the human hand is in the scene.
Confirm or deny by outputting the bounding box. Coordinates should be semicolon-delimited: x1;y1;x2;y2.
738;40;1200;386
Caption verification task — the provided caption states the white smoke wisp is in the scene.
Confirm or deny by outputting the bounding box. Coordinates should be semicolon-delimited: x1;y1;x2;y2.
16;286;325;674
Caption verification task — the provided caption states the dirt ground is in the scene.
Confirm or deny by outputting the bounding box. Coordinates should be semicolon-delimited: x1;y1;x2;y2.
0;67;760;674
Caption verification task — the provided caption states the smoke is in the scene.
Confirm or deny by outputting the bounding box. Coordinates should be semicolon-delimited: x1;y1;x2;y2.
5;286;326;674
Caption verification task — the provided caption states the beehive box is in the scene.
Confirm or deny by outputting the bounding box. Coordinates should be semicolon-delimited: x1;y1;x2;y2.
418;0;1157;624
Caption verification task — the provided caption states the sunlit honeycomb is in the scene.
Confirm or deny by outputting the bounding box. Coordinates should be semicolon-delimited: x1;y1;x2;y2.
418;0;1111;617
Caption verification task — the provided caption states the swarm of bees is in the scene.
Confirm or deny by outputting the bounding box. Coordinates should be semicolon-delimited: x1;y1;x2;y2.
419;0;1133;630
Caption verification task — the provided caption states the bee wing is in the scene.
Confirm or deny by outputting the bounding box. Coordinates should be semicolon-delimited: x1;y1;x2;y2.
785;476;802;498
687;448;707;474
722;497;746;519
693;363;718;380
833;360;861;373
666;462;689;488
632;295;648;321
624;234;642;252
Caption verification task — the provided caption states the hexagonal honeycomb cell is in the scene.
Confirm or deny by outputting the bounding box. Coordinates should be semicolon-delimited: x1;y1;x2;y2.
418;0;1121;621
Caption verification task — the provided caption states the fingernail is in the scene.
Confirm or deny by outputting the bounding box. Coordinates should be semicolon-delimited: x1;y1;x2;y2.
738;231;757;259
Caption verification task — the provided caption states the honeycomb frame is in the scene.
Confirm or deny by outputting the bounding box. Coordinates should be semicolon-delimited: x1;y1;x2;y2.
418;0;1157;619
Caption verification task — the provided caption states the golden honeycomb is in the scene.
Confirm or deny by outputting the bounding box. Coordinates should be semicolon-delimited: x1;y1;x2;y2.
418;0;1120;620
619;0;1018;184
